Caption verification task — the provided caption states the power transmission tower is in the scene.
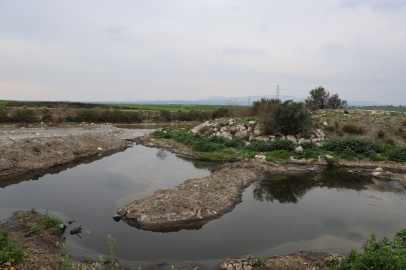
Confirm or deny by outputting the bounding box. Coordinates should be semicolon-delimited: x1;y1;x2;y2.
276;84;281;100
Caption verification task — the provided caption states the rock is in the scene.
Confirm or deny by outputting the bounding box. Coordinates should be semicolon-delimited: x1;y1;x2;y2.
219;132;232;140
326;155;334;158
254;124;261;130
323;121;328;126
97;147;102;151
254;155;266;160
235;130;248;139
248;121;256;125
372;167;384;176
249;135;255;141
286;135;297;144
298;138;306;144
239;126;246;132
254;130;261;136
113;214;123;221
295;146;303;151
315;142;322;148
245;142;250;146
247;127;252;132
191;128;199;134
255;136;269;141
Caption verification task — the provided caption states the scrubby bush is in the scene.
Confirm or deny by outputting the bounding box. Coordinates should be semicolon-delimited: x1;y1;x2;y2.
342;123;365;134
299;141;318;150
387;147;406;162
159;109;172;122
0;226;27;265
257;99;312;136
0;107;8;122
9;108;36;122
211;107;229;119
245;139;296;152
334;230;406;269
377;129;385;138
385;138;395;146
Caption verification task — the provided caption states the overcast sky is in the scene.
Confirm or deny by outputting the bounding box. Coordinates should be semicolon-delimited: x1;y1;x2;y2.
1;0;406;104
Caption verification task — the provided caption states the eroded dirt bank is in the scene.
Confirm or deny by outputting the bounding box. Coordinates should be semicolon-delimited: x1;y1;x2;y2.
0;133;127;177
117;161;323;229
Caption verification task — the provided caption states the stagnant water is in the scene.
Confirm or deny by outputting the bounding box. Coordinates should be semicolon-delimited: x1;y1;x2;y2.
1;143;406;268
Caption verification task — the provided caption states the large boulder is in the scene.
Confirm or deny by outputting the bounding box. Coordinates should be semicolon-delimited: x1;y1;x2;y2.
254;130;261;136
286;135;297;144
235;130;248;139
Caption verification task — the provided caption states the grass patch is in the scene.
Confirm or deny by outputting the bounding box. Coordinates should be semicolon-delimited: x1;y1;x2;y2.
377;129;385;138
29;224;43;234
43;210;61;227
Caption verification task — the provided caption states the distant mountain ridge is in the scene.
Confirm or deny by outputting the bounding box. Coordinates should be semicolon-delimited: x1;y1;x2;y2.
116;95;382;106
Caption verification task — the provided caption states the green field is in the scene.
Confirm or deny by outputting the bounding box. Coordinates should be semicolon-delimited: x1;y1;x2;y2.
349;106;406;112
106;104;240;111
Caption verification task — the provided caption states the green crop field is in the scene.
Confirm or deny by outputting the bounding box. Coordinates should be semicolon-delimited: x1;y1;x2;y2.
106;104;240;111
349;106;406;112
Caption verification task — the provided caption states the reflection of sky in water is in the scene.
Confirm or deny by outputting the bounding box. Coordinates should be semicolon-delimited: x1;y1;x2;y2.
1;146;406;268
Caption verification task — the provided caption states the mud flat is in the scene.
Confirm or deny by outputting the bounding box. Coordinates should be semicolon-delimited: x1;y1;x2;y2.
0;133;128;177
117;160;322;229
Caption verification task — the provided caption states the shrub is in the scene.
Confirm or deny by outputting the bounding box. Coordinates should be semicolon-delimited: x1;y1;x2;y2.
245;139;296;152
299;141;318;150
211;107;229;119
267;150;291;159
334;231;406;270
387;147;406;162
0;226;27;265
377;129;385;138
42;112;53;121
0;107;8;122
258;99;312;136
385;138;395;146
325;126;335;132
9;108;36;122
342;123;365;134
323;138;385;155
159;109;172;122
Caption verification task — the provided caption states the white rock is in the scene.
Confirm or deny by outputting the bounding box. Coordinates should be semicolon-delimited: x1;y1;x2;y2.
323;121;328;126
254;130;261;136
295;146;303;151
286;135;297;144
97;147;102;151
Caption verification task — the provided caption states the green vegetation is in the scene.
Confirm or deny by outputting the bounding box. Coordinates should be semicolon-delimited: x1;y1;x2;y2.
305;86;347;110
377;129;385;138
0;226;28;266
254;98;313;135
153;129;406;163
43;210;61;227
28;206;38;213
349;106;406;112
29;224;43;234
331;229;406;269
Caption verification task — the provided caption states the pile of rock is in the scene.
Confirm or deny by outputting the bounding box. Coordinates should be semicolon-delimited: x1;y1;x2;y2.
189;118;326;148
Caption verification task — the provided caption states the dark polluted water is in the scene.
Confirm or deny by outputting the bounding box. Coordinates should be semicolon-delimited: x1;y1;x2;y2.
1;145;406;269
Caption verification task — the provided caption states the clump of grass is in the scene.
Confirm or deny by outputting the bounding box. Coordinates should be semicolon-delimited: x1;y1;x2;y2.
43;210;61;227
49;224;61;234
325;126;335;132
377;129;385;138
267;150;291;160
402;119;406;126
198;126;210;135
385;138;395;146
28;207;38;213
29;224;43;234
0;226;28;266
342;123;365;134
334;121;340;129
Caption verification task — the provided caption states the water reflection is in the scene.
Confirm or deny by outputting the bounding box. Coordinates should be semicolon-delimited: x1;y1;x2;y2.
156;149;167;160
253;170;373;204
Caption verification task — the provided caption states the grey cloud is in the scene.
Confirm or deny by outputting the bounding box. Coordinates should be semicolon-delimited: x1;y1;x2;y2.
338;0;406;11
105;27;126;34
223;47;266;55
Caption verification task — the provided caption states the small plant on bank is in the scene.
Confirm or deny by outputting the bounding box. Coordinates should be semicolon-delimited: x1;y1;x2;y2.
43;210;61;227
29;224;43;234
314;260;324;266
214;186;219;190
0;226;28;266
385;138;396;146
49;224;61;234
28;206;38;213
377;129;385;138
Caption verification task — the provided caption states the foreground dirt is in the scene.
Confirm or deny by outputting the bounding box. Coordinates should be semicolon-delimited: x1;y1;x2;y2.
0;133;128;177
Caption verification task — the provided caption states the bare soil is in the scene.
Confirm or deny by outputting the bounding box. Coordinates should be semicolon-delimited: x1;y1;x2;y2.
117;159;323;229
0;133;128;177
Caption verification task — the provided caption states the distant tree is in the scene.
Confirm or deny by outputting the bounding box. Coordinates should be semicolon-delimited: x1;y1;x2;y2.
305;86;347;110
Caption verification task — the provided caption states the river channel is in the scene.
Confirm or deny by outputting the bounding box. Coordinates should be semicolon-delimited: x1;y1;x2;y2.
1;129;406;268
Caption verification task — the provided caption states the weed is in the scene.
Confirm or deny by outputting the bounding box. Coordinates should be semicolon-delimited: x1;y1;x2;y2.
314;260;323;266
377;129;385;138
12;157;18;162
342;123;365;134
221;184;225;189
385;138;395;146
334;121;340;129
49;224;61;234
43;210;61;227
267;150;291;159
214;186;219;190
47;149;51;153
325;126;335;132
0;226;28;266
28;207;38;213
29;224;43;234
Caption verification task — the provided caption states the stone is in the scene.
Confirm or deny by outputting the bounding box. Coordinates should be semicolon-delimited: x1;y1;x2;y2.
97;147;102;151
255;136;269;142
323;121;328;126
239;126;246;132
235;130;248;139
372;167;383;176
295;146;303;151
254;130;261;136
326;155;334;158
191;128;199;134
249;135;255;141
286;135;297;144
255;155;266;160
248;121;256;125
298;138;306;144
254;124;261;130
315;142;322;148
